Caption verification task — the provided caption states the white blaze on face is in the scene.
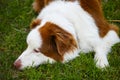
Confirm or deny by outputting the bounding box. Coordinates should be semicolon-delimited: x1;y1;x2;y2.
14;28;55;70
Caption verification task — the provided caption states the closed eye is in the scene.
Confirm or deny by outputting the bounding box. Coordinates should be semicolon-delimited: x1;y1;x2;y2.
34;49;40;53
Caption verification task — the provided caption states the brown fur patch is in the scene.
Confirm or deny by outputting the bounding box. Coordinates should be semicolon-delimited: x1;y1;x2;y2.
39;22;77;61
109;24;119;34
32;0;53;13
44;0;53;5
30;19;41;29
80;0;119;37
32;0;44;13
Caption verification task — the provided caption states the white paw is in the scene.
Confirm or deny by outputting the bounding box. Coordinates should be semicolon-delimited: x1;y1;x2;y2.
94;54;109;68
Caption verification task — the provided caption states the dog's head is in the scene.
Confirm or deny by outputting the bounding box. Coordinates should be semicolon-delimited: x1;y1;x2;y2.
14;19;77;70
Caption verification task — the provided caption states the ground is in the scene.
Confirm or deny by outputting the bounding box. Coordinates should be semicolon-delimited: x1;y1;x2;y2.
0;0;120;80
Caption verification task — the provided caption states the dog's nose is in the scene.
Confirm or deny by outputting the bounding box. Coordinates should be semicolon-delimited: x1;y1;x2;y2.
14;59;22;69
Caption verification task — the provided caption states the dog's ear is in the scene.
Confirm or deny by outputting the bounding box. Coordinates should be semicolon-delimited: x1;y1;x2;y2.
30;19;41;29
55;32;77;56
39;22;77;61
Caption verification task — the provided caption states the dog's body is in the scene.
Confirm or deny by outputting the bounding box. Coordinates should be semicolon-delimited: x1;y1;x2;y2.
14;0;120;70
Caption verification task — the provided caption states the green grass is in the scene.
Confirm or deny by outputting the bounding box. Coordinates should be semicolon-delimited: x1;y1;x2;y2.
0;0;120;80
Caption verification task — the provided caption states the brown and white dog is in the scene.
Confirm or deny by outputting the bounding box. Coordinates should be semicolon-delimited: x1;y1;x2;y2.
14;0;120;70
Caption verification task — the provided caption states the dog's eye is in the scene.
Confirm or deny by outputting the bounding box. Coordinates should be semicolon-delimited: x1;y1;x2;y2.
34;49;40;53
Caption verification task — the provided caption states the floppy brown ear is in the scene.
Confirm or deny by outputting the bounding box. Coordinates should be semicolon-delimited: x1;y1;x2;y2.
55;32;77;56
30;19;41;29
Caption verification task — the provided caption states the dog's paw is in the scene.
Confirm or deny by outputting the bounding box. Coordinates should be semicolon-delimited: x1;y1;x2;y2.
94;54;109;68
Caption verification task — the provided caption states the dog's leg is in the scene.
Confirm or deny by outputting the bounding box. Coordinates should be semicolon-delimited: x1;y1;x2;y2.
94;46;109;68
94;30;119;68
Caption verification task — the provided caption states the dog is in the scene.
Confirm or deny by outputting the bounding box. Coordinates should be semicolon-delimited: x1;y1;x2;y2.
14;0;120;70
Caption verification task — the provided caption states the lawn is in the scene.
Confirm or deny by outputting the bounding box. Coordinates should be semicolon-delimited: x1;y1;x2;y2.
0;0;120;80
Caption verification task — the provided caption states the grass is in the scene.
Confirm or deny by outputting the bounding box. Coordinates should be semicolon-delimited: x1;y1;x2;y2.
0;0;120;80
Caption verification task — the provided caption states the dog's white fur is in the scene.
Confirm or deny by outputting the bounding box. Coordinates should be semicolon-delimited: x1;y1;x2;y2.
14;1;120;70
